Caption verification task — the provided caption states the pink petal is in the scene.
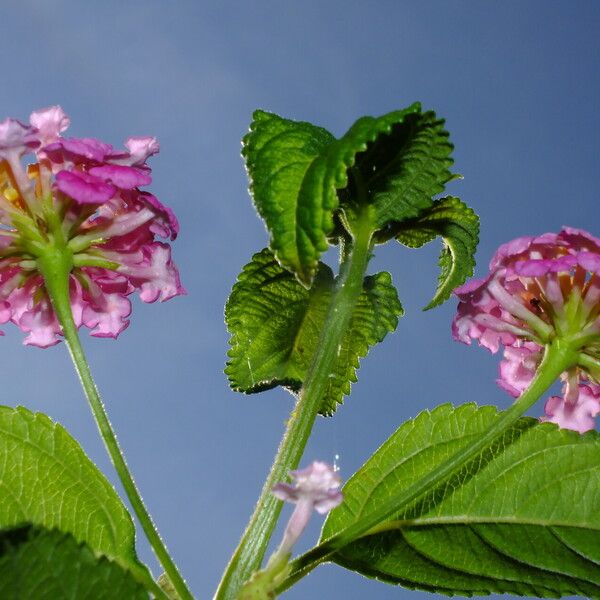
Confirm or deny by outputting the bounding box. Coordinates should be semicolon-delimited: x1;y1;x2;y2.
123;136;160;165
497;343;540;397
0;118;39;158
29;106;70;145
140;192;179;239
56;170;116;204
542;384;600;433
88;164;152;189
45;137;113;163
577;251;600;273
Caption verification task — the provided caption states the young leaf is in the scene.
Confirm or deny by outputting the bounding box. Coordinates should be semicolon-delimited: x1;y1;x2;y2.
0;525;150;599
322;404;600;598
301;103;422;235
242;110;336;286
242;105;455;286
225;249;403;415
394;196;479;309
0;406;149;582
341;108;455;231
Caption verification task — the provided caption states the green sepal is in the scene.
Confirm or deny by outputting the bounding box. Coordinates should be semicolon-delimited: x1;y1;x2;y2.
393;196;479;309
322;403;600;598
0;525;151;599
225;249;403;415
0;406;151;584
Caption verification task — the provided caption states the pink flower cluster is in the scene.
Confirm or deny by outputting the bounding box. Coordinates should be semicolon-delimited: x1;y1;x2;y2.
453;228;600;433
0;106;184;347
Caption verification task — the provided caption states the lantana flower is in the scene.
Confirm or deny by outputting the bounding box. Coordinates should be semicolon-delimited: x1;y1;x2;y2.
0;106;183;347
272;461;343;555
453;228;600;433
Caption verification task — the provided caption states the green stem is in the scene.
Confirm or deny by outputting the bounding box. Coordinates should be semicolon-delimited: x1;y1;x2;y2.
214;210;374;600
37;249;194;600
278;339;578;592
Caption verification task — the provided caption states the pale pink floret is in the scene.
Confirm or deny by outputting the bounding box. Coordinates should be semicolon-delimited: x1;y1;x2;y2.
497;342;541;397
543;385;600;433
0;118;39;159
272;461;343;554
454;228;600;432
29;106;70;145
0;105;183;347
273;461;343;514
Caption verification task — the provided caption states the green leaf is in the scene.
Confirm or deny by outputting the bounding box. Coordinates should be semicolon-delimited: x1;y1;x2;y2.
0;525;150;599
341;108;455;232
394;196;479;309
322;404;600;598
225;249;403;415
242;105;455;286
0;406;150;584
242;110;336;286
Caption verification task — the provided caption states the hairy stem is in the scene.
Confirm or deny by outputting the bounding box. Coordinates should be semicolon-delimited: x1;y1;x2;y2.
38;248;193;600
278;339;578;591
214;210;374;600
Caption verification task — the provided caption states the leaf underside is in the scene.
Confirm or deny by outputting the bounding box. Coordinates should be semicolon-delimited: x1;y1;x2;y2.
0;406;149;583
395;196;480;309
225;248;403;415
0;525;149;599
322;403;600;598
339;108;455;232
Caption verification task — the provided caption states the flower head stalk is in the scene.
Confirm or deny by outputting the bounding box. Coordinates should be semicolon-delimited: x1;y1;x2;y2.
453;227;600;432
0;106;183;347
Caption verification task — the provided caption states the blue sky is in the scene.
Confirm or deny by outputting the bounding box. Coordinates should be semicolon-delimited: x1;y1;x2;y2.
0;1;598;598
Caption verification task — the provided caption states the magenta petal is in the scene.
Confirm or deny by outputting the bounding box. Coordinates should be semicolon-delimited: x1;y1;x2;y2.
56;170;116;204
489;236;534;269
577;251;600;273
89;164;152;189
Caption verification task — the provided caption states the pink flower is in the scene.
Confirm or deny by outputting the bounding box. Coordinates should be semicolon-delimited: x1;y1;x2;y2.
0;106;184;347
272;461;343;555
453;228;600;432
543;384;600;433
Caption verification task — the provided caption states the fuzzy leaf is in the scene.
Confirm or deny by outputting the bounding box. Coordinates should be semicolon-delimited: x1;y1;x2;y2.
322;404;600;598
225;249;402;415
242;110;335;286
0;406;150;584
0;525;150;599
395;196;479;309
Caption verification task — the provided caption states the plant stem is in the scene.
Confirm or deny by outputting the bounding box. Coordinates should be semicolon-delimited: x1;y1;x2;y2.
278;339;578;592
214;210;374;600
38;249;194;600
